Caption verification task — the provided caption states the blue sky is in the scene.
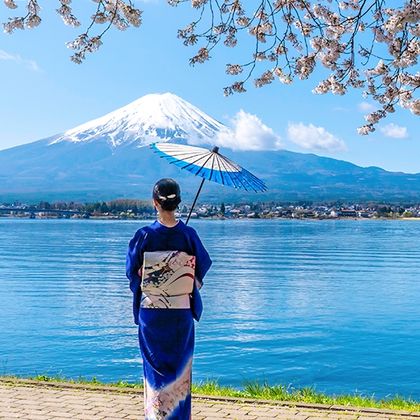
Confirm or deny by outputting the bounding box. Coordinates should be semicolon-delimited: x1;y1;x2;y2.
0;1;419;173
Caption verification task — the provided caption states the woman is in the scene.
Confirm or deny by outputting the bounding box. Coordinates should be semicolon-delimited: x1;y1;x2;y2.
126;178;212;420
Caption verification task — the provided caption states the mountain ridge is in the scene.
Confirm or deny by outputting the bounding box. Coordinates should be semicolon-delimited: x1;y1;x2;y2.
0;93;419;203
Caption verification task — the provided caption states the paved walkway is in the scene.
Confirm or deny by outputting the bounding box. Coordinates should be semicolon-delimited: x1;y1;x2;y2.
0;379;418;420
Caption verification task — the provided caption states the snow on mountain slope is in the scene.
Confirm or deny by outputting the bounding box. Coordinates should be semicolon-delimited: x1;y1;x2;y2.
51;92;225;148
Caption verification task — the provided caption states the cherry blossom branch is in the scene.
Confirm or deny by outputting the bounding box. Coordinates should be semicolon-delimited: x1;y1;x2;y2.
175;0;419;134
2;0;419;134
2;0;142;63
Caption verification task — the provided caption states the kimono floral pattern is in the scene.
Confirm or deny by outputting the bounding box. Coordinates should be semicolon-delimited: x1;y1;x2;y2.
144;357;193;420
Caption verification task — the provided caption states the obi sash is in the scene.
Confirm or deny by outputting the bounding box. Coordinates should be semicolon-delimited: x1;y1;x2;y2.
140;250;196;309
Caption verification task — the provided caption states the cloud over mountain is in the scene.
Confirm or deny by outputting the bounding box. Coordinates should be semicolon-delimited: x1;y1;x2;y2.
287;122;346;153
215;110;282;151
380;123;408;139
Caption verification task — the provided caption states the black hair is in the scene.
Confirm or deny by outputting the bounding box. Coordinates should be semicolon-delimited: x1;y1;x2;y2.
153;178;181;211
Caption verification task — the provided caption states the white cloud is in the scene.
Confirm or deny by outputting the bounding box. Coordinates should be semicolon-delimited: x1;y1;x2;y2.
0;49;40;72
214;110;282;151
380;123;408;139
358;102;376;113
287;122;347;152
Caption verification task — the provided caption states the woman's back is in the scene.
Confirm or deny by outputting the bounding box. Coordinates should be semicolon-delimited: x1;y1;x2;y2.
126;178;212;420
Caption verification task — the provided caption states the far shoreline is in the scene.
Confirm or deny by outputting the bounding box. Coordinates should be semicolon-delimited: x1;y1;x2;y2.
1;214;420;222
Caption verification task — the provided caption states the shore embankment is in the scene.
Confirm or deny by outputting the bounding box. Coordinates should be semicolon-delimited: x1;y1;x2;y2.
1;376;419;419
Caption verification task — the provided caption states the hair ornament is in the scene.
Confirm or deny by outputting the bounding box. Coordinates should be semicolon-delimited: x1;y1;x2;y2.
158;193;177;201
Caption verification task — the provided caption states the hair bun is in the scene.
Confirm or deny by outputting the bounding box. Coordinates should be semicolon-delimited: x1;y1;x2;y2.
153;178;182;211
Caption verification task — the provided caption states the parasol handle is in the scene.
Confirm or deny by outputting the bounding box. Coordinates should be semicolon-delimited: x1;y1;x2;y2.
186;177;206;225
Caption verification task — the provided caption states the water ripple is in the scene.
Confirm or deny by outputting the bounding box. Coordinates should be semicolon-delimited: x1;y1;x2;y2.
0;218;419;398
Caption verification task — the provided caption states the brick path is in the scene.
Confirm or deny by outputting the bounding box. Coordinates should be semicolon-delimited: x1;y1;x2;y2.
0;379;418;420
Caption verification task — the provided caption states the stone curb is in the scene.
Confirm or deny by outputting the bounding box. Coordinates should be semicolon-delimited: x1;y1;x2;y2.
1;377;419;418
0;378;139;394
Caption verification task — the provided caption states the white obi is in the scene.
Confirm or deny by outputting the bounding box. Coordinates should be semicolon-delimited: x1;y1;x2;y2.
140;250;196;309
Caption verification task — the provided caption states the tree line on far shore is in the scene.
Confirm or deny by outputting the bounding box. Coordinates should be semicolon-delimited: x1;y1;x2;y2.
3;199;420;220
33;199;155;215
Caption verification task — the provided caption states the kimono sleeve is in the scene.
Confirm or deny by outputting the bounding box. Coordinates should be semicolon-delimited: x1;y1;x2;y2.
125;228;147;325
188;227;212;288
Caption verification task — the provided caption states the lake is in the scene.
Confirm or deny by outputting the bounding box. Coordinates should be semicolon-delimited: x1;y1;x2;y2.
0;218;419;399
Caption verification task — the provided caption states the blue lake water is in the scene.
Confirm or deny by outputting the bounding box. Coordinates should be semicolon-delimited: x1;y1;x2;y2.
0;218;419;399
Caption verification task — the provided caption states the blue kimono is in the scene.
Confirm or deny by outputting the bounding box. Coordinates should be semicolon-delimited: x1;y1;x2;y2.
126;220;212;420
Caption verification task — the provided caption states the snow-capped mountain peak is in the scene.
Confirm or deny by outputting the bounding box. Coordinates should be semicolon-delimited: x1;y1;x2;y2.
51;92;225;147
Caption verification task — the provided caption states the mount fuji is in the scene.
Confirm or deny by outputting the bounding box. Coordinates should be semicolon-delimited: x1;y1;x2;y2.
50;92;224;148
0;92;419;203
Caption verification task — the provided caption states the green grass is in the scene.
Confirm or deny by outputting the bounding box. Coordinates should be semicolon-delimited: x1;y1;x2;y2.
192;380;420;412
2;375;419;412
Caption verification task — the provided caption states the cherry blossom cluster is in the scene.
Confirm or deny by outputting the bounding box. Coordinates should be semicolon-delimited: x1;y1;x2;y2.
3;0;41;32
56;0;80;27
173;0;419;134
3;0;142;63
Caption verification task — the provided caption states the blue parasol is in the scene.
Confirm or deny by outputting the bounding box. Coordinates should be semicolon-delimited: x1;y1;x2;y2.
150;143;267;224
